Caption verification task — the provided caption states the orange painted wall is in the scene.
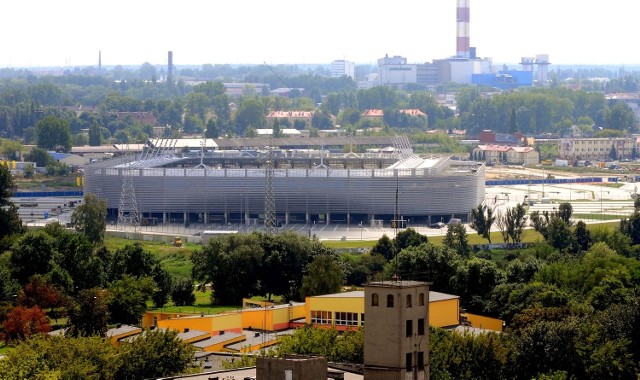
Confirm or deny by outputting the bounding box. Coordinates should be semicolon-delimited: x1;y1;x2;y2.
156;313;242;334
429;299;460;328
464;313;503;332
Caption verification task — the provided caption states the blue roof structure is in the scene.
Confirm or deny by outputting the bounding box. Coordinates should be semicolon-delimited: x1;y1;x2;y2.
47;151;72;161
472;70;533;90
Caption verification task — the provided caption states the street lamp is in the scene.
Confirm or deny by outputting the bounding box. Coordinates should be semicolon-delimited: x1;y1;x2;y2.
359;221;363;241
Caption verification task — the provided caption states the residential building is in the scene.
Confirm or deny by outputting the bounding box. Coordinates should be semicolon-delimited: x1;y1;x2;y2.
558;137;638;161
266;110;315;129
331;59;355;79
471;144;539;166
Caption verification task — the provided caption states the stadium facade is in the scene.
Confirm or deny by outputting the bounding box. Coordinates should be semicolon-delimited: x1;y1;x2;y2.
84;150;485;227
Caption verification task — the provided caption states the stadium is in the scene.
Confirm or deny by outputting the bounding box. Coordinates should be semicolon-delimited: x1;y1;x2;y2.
83;140;485;228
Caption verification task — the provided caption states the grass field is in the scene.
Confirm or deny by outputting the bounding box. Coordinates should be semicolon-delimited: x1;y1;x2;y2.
103;237;197;279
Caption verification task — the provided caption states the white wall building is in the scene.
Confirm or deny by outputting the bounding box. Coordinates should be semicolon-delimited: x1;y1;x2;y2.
331;60;355;79
559;137;638;161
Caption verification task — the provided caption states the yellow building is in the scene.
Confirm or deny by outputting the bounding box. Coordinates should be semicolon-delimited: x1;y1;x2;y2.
242;302;306;331
305;290;501;331
144;311;243;336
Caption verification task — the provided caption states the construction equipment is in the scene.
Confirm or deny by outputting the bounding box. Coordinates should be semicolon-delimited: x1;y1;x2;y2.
172;237;183;247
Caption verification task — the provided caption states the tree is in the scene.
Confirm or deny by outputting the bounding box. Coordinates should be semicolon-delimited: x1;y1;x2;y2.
530;211;552;241
547;217;574;251
443;224;470;257
470;204;496;243
71;193;107;244
171;277;195;306
451;257;503;313
620;211;640;246
108;275;154;325
557;202;573;226
494;210;510;243
192;233;264;304
88;121;101;146
506;204;527;243
371;234;395;261
17;275;63;311
151;266;173;308
394;228;428;252
9;230;54;285
234;97;265;135
0;163;23;239
0;332;195;380
109;329;196;380
205;118;220;138
299;254;344;298
572;220;592;253
35;115;71;152
67;287;110;337
1;306;51;343
609;144;618;160
259;232;322;301
392;244;459;293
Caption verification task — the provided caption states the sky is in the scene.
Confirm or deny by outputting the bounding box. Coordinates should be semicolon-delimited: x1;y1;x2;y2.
1;0;638;68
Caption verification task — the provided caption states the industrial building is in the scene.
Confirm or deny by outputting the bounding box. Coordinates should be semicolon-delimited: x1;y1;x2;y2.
83;139;485;226
369;0;550;88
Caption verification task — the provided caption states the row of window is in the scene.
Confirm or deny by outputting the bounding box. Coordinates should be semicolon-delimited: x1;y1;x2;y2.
310;310;364;326
406;318;426;337
371;292;425;308
406;351;426;371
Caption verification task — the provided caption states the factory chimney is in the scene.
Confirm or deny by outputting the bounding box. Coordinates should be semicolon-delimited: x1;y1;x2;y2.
167;51;173;80
98;50;102;72
456;0;470;58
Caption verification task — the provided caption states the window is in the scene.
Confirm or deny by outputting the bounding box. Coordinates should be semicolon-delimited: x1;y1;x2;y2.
406;294;412;308
387;294;394;308
417;352;424;370
310;310;332;324
406;353;413;372
418;293;425;306
360;313;365;326
406;320;413;337
418;318;425;335
335;312;358;326
371;293;379;307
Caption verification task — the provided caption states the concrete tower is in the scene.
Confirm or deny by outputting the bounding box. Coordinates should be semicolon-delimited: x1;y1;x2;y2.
536;54;550;83
364;281;431;380
167;51;174;82
98;50;102;72
456;0;471;58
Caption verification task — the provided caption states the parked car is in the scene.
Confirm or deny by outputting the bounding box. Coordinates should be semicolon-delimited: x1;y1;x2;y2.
430;222;445;229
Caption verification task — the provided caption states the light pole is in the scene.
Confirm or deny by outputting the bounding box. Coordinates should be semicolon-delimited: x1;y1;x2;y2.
359;221;363;241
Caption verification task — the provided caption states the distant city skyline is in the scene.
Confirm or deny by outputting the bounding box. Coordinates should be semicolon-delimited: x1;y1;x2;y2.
2;0;638;68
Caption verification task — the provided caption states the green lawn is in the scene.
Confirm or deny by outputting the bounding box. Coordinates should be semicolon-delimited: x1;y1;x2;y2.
103;237;196;279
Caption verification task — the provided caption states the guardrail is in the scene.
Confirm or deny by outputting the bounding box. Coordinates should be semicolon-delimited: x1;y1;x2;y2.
13;190;84;198
485;177;608;186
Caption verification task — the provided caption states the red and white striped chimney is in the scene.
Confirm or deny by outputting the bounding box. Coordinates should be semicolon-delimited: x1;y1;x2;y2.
456;0;470;58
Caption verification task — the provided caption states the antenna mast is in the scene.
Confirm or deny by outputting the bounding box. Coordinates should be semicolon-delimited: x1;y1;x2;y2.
264;135;276;234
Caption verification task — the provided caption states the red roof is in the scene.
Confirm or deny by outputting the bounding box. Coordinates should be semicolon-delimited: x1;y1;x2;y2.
361;109;384;117
477;144;511;152
399;109;427;116
266;111;314;118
